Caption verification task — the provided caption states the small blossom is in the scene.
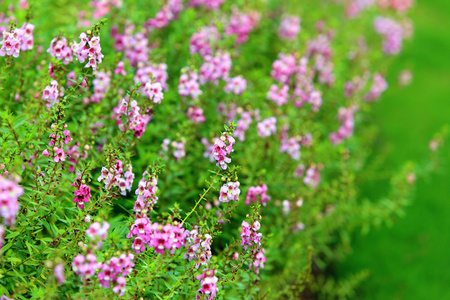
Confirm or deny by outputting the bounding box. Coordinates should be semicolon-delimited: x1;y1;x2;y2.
218;181;240;202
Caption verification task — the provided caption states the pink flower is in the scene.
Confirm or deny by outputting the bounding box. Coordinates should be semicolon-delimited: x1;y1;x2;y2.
179;68;202;100
0;176;23;226
364;73;388;101
190;26;220;57
271;53;297;84
374;17;407;55
54;263;65;285
199;51;232;85
53;148;66;163
188;0;224;9
73;182;92;209
187;107;206;123
219;181;240;202
63;130;72;144
245;184;271;206
172;140;186;161
280;137;301;160
329;105;358;144
0;225;4;248
225;10;260;45
257;117;277;138
234;111;252;142
212;134;235;170
42;149;50;157
42;80;60;108
91;0;122;19
114;61;127;76
113;276;127;296
47;37;73;65
279;15;301;40
196;269;219;299
224;76;247;95
89;72;111;103
71;32;104;70
85;222;109;247
267;84;289;106
304;166;321;188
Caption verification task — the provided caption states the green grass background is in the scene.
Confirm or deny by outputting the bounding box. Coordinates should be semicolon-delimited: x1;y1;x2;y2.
337;1;450;299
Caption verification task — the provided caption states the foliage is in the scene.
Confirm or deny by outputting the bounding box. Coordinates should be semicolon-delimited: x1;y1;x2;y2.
0;0;443;299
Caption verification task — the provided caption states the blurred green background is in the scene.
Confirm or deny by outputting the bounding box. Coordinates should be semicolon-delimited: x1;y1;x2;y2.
337;0;450;299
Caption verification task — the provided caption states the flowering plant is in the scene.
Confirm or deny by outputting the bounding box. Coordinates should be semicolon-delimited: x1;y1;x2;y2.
0;0;445;299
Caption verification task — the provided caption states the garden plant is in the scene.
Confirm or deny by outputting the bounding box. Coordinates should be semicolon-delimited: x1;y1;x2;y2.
0;0;446;299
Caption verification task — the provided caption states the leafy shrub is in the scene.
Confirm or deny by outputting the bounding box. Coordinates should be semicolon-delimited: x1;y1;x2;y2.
0;0;443;299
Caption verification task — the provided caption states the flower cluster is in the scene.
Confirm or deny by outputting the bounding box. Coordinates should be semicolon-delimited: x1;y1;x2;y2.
0;176;24;226
71;177;92;209
234;111;252;142
379;0;413;12
134;63;168;92
364;73;388;101
188;0;224;9
88;71;110;103
161;139;186;160
212;132;235;170
72;254;99;282
267;84;289;106
42;80;61;108
47;37;73;65
0;30;21;57
345;0;375;18
271;53;297;84
0;23;34;57
143;81;164;104
128;221;188;255
245;185;271;206
91;0;123;19
196;269;219;300
114;61;127;76
292;59;323;111
224;76;247;95
185;229;212;267
190;26;220;57
98;253;134;296
257;117;277;138
303;165;321;188
98;160;135;195
134;171;159;213
199;51;232;85
0;225;4;248
306;34;334;87
225;10;260;45
201;137;215;162
374;16;407;55
72;32;104;70
111;98;151;138
187;106;206;123
145;0;183;30
111;24;149;67
179;68;202;100
86;221;110;248
219;181;240;202
329;105;358;145
280;137;301;160
241;219;266;274
279;15;301;40
43;128;72;163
